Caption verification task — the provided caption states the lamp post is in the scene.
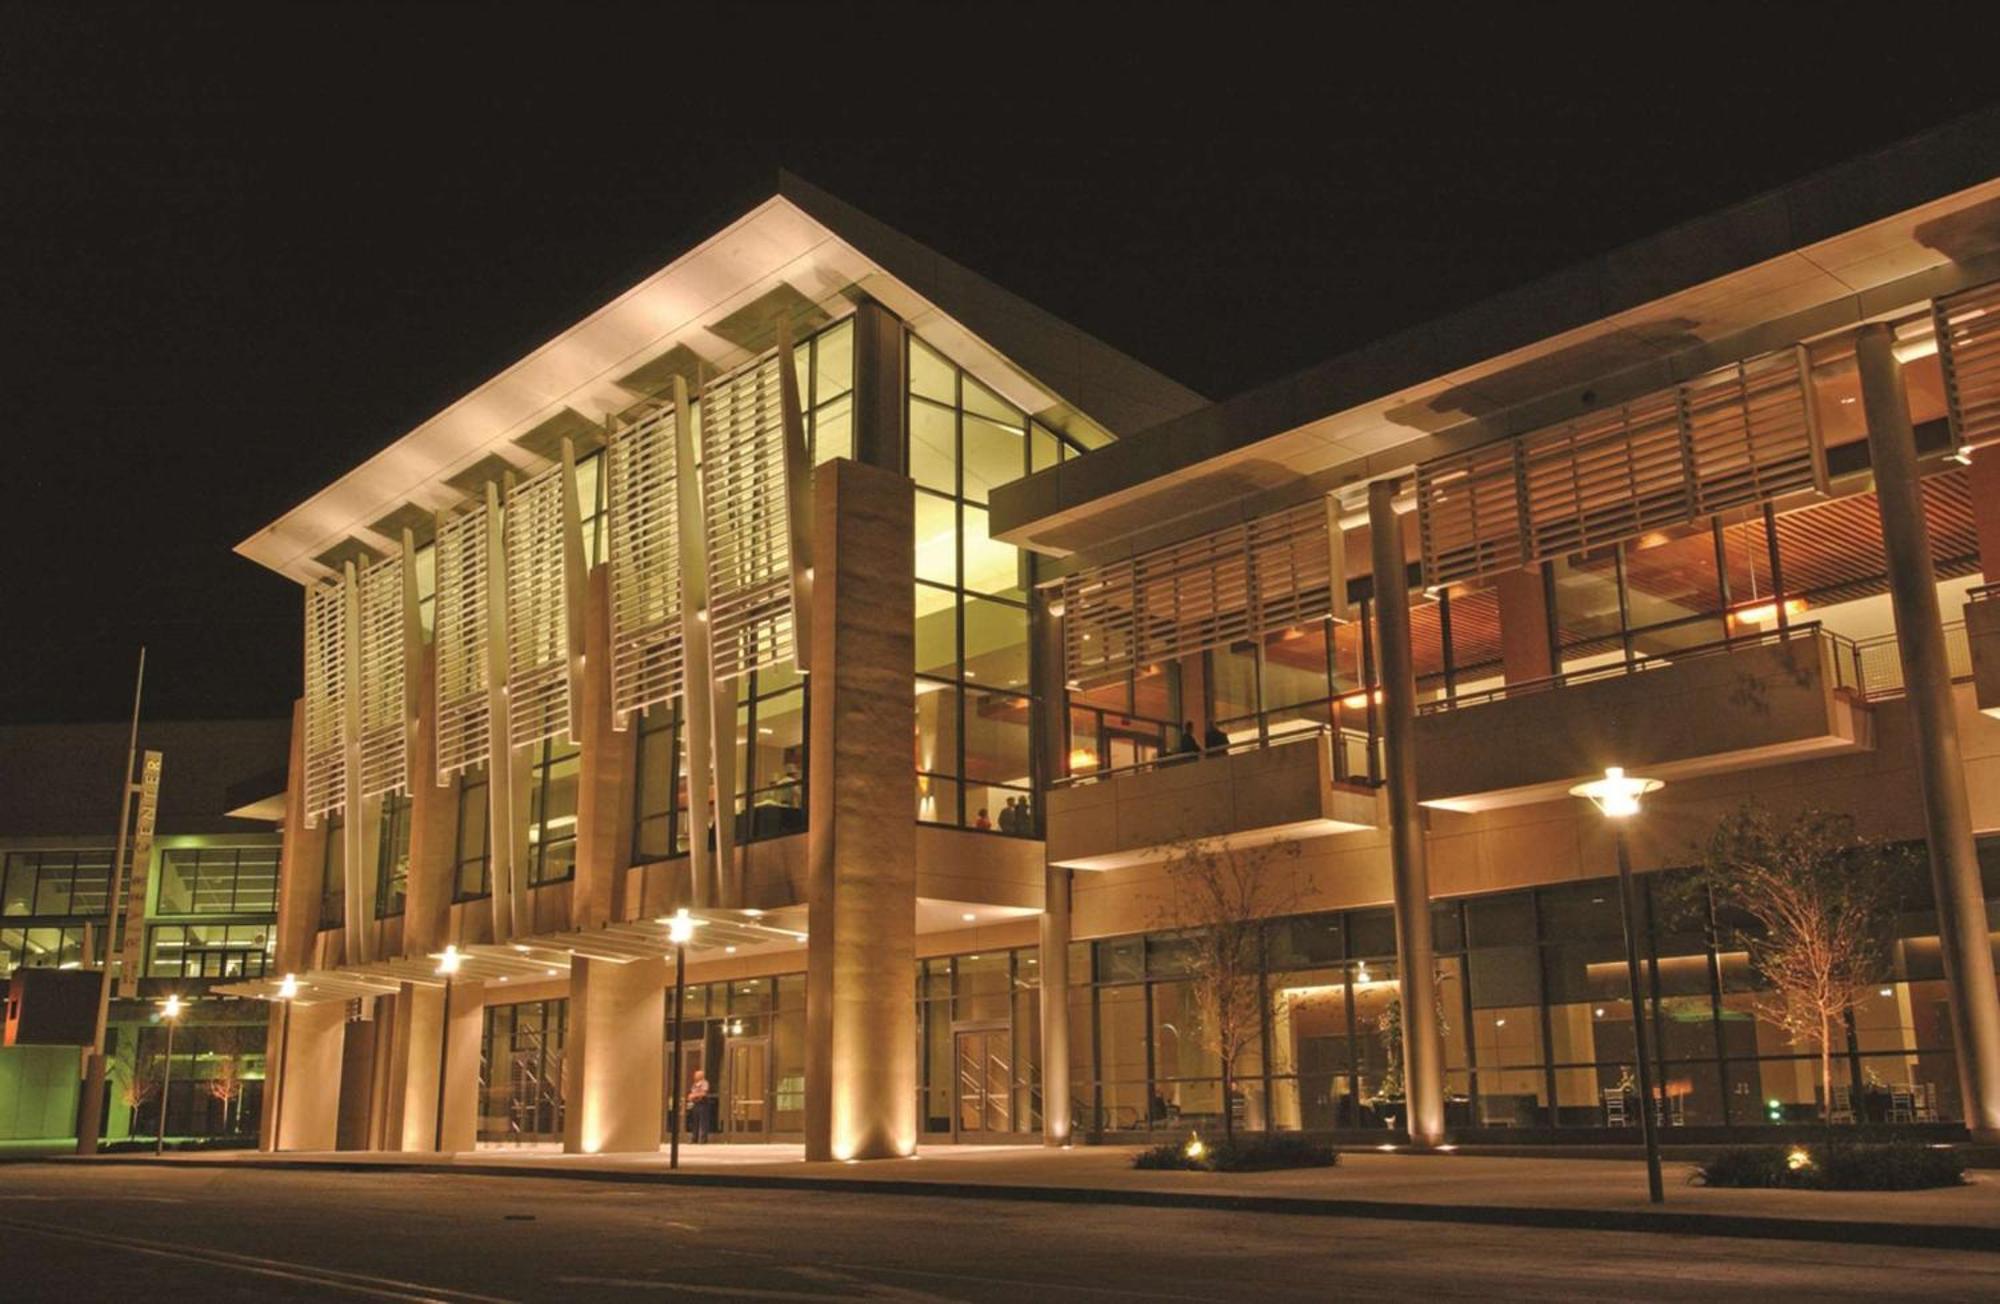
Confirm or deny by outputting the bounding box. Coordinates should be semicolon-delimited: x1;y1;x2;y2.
155;993;183;1156
1570;767;1666;1204
434;944;461;1153
270;973;298;1152
666;909;695;1171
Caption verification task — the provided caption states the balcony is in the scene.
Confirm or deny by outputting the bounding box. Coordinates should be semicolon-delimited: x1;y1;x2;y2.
1413;622;1876;811
1967;583;2000;718
1044;727;1383;871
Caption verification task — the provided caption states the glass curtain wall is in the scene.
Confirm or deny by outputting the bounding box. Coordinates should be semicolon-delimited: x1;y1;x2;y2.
662;973;808;1139
1066;846;1993;1135
916;946;1041;1137
0;849;113;973
909;336;1041;834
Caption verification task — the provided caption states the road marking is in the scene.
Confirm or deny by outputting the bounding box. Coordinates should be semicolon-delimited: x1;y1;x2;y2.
0;1217;518;1303
555;1276;860;1299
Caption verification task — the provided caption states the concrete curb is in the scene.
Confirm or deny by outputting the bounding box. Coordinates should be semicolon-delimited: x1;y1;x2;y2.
32;1154;2000;1254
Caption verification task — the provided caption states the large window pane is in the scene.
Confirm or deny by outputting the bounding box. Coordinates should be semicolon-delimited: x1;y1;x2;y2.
910;399;957;496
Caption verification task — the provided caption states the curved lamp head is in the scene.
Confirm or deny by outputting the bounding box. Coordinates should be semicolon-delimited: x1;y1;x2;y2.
277;973;300;1001
436;944;463;977
1569;766;1663;819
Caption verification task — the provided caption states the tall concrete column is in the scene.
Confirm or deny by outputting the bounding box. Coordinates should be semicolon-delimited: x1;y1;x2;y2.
336;1014;378;1150
805;458;917;1161
1859;324;2000;1139
271;1000;344;1152
563;956;667;1154
1368;481;1446;1147
1040;863;1073;1145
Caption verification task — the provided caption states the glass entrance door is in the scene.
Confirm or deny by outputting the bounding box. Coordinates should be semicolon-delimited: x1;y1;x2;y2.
954;1028;1012;1139
724;1037;769;1138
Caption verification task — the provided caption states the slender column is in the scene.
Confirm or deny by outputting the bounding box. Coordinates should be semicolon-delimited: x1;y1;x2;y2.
563;956;667;1154
850;299;907;476
339;562;376;962
483;482;519;941
805;458;917;1161
572;567;631;929
402;649;457;956
1040;863;1073;1146
398;979;485;1151
672;376;719;909
1368;481;1445;1147
1859;324;2000;1139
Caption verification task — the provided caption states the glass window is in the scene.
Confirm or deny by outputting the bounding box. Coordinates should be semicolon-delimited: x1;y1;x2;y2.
376;796;410;917
528;741;580;886
454;771;490;900
631;701;685;864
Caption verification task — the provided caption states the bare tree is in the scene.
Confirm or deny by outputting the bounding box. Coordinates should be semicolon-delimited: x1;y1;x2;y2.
115;1052;163;1129
203;1026;254;1134
1686;805;1914;1124
1152;835;1305;1143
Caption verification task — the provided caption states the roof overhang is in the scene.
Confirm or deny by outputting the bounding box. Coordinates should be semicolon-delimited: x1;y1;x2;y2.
991;109;2000;564
239;174;1205;586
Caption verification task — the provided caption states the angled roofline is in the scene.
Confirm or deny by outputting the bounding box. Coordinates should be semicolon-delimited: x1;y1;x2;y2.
990;106;2000;553
239;178;1208;585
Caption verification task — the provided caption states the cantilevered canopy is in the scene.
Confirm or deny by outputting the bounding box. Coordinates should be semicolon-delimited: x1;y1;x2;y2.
239;173;1204;587
213;909;805;1005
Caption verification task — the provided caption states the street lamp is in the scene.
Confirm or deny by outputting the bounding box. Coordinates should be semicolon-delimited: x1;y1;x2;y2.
270;973;299;1152
1570;766;1666;1204
433;944;462;1153
665;909;697;1171
156;993;184;1156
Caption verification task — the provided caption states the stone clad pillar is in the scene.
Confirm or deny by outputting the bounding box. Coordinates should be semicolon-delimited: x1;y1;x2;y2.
1369;481;1446;1147
805;458;917;1161
272;1000;344;1152
572;566;632;930
1859;324;2000;1140
397;979;486;1152
563;956;667;1154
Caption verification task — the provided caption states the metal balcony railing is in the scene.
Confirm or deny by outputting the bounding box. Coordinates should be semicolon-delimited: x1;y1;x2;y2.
1049;714;1381;790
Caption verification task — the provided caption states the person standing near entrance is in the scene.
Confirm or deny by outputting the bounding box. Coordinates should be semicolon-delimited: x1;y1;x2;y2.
687;1069;713;1143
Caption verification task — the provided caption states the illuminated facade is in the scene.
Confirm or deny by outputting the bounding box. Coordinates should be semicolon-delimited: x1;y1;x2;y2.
0;720;284;1145
233;128;2000;1154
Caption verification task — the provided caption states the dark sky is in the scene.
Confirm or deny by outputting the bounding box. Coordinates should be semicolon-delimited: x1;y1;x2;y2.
4;3;1995;725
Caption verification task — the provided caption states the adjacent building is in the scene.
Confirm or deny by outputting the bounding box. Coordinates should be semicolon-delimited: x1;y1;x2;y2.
227;115;2000;1156
0;719;285;1146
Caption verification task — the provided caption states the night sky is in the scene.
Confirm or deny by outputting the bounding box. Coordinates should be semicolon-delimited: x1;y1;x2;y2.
4;4;1995;725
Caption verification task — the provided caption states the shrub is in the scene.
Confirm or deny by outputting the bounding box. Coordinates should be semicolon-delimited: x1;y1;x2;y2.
1696;1141;1966;1191
1132;1132;1340;1173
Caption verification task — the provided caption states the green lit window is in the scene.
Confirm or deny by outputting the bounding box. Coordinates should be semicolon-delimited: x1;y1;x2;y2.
157;846;278;916
0;851;112;918
147;922;272;979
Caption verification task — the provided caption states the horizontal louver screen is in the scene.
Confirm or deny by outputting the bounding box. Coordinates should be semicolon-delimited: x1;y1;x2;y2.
1417;348;1819;586
702;352;798;684
1063;500;1336;688
302;581;347;824
355;554;408;799
606;404;686;724
504;463;572;749
1936;279;2000;453
1416;440;1525;587
433;504;491;782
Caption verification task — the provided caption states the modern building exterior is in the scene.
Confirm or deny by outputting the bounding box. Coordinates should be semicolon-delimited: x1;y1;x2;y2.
0;720;285;1145
229;115;2000;1158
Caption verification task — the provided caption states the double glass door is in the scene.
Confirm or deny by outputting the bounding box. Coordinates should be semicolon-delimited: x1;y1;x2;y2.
724;1037;770;1138
954;1027;1012;1139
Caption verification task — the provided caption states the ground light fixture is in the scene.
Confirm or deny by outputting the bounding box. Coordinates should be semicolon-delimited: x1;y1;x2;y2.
156;993;184;1155
433;945;462;1152
1569;766;1667;1204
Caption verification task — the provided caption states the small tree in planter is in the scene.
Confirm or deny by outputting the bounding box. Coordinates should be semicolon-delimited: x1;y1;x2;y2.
203;1026;253;1134
1686;805;1914;1125
115;1053;163;1133
1153;835;1304;1144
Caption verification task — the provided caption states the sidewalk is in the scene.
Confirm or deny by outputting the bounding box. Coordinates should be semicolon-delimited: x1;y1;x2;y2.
45;1141;2000;1251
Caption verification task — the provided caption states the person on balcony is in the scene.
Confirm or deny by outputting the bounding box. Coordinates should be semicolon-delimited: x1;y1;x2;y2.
1175;721;1201;761
1203;722;1230;754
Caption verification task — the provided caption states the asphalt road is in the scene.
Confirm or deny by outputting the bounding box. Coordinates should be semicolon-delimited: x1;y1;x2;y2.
1;1163;1996;1301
